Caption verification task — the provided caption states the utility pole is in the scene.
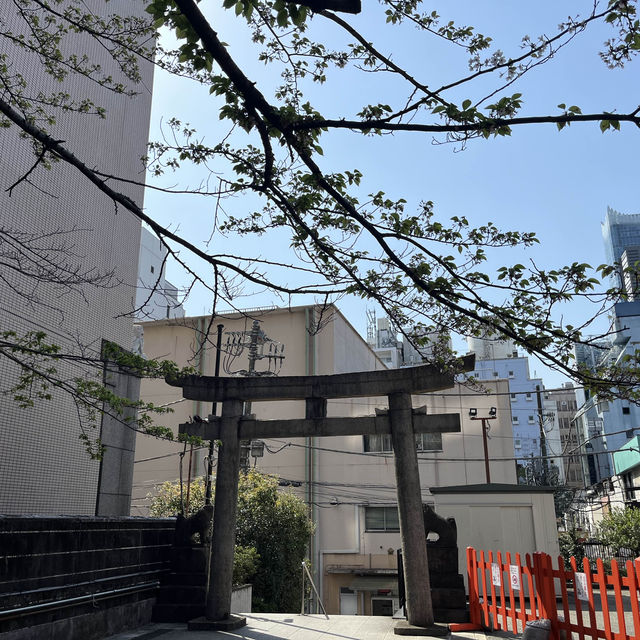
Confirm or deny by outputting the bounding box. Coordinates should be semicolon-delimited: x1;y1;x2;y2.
223;319;285;472
536;385;549;485
469;408;497;483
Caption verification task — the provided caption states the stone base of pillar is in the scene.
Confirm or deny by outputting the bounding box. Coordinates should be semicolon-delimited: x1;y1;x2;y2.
187;615;247;631
394;621;450;636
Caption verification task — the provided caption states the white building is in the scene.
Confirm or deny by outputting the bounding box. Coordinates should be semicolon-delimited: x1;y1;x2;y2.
136;227;185;320
0;1;153;515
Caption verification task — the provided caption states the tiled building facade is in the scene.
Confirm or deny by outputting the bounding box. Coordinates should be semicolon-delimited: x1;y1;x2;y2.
0;1;153;514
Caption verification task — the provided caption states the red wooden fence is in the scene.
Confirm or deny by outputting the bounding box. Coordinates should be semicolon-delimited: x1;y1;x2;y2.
456;547;640;640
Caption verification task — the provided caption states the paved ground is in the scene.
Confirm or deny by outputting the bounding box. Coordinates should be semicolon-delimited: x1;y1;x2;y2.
106;615;513;640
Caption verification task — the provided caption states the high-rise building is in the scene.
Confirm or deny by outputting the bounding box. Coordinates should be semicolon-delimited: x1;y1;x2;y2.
569;208;640;488
620;247;640;301
602;206;640;289
0;2;153;514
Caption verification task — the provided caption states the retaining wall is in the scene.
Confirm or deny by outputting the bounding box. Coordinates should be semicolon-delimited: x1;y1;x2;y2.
0;516;174;639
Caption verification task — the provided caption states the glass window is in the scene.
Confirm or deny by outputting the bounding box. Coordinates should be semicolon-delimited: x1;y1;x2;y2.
416;432;443;452
365;506;400;531
512;416;519;424
526;393;532;401
623;407;631;415
514;439;521;449
510;393;516;401
508;371;514;378
364;434;393;452
528;415;535;424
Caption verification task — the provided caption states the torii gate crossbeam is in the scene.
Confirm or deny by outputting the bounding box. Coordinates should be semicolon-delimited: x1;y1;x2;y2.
169;355;474;632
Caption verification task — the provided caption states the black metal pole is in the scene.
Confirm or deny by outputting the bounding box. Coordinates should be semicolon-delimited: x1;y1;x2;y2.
205;323;224;507
481;418;491;483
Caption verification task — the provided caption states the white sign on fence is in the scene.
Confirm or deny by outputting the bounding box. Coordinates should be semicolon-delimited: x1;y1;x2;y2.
509;565;521;591
575;572;589;601
491;563;501;587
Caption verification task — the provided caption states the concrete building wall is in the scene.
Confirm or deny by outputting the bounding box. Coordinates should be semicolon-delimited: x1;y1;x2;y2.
0;1;153;515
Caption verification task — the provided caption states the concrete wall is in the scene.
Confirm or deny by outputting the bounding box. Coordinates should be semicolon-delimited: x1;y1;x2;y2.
0;0;153;515
230;584;253;614
0;516;174;639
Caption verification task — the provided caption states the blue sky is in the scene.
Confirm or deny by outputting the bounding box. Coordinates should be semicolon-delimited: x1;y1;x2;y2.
143;2;639;387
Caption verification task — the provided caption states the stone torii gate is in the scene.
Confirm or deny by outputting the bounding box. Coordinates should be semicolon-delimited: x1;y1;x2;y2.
169;355;474;632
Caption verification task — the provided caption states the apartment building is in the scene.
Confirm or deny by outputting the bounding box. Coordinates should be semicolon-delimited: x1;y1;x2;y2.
0;1;153;515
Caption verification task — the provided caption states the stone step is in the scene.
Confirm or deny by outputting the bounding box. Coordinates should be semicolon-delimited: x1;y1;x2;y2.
433;607;470;624
431;587;466;609
152;602;205;623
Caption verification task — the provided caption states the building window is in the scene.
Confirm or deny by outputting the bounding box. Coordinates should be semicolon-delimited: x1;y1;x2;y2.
493;371;499;377
365;506;399;531
510;393;517;402
528;415;535;424
508;370;515;378
623;407;631;415
514;439;521;449
416;432;443;452
365;433;444;452
364;434;392;452
526;393;532;401
150;265;155;273
512;416;519;425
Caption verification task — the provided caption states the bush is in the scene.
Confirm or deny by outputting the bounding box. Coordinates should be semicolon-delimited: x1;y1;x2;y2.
148;470;314;610
558;530;585;567
598;507;640;557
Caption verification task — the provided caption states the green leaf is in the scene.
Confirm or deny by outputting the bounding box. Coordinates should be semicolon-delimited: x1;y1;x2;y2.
277;9;289;27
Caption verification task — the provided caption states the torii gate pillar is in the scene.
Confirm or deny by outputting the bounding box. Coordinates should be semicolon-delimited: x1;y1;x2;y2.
207;399;243;622
389;392;433;627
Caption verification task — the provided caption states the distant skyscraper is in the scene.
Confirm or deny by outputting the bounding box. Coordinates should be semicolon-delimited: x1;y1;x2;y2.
602;207;640;289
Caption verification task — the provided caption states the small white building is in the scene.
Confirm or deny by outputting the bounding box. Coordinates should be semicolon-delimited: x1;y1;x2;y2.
135;227;185;320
